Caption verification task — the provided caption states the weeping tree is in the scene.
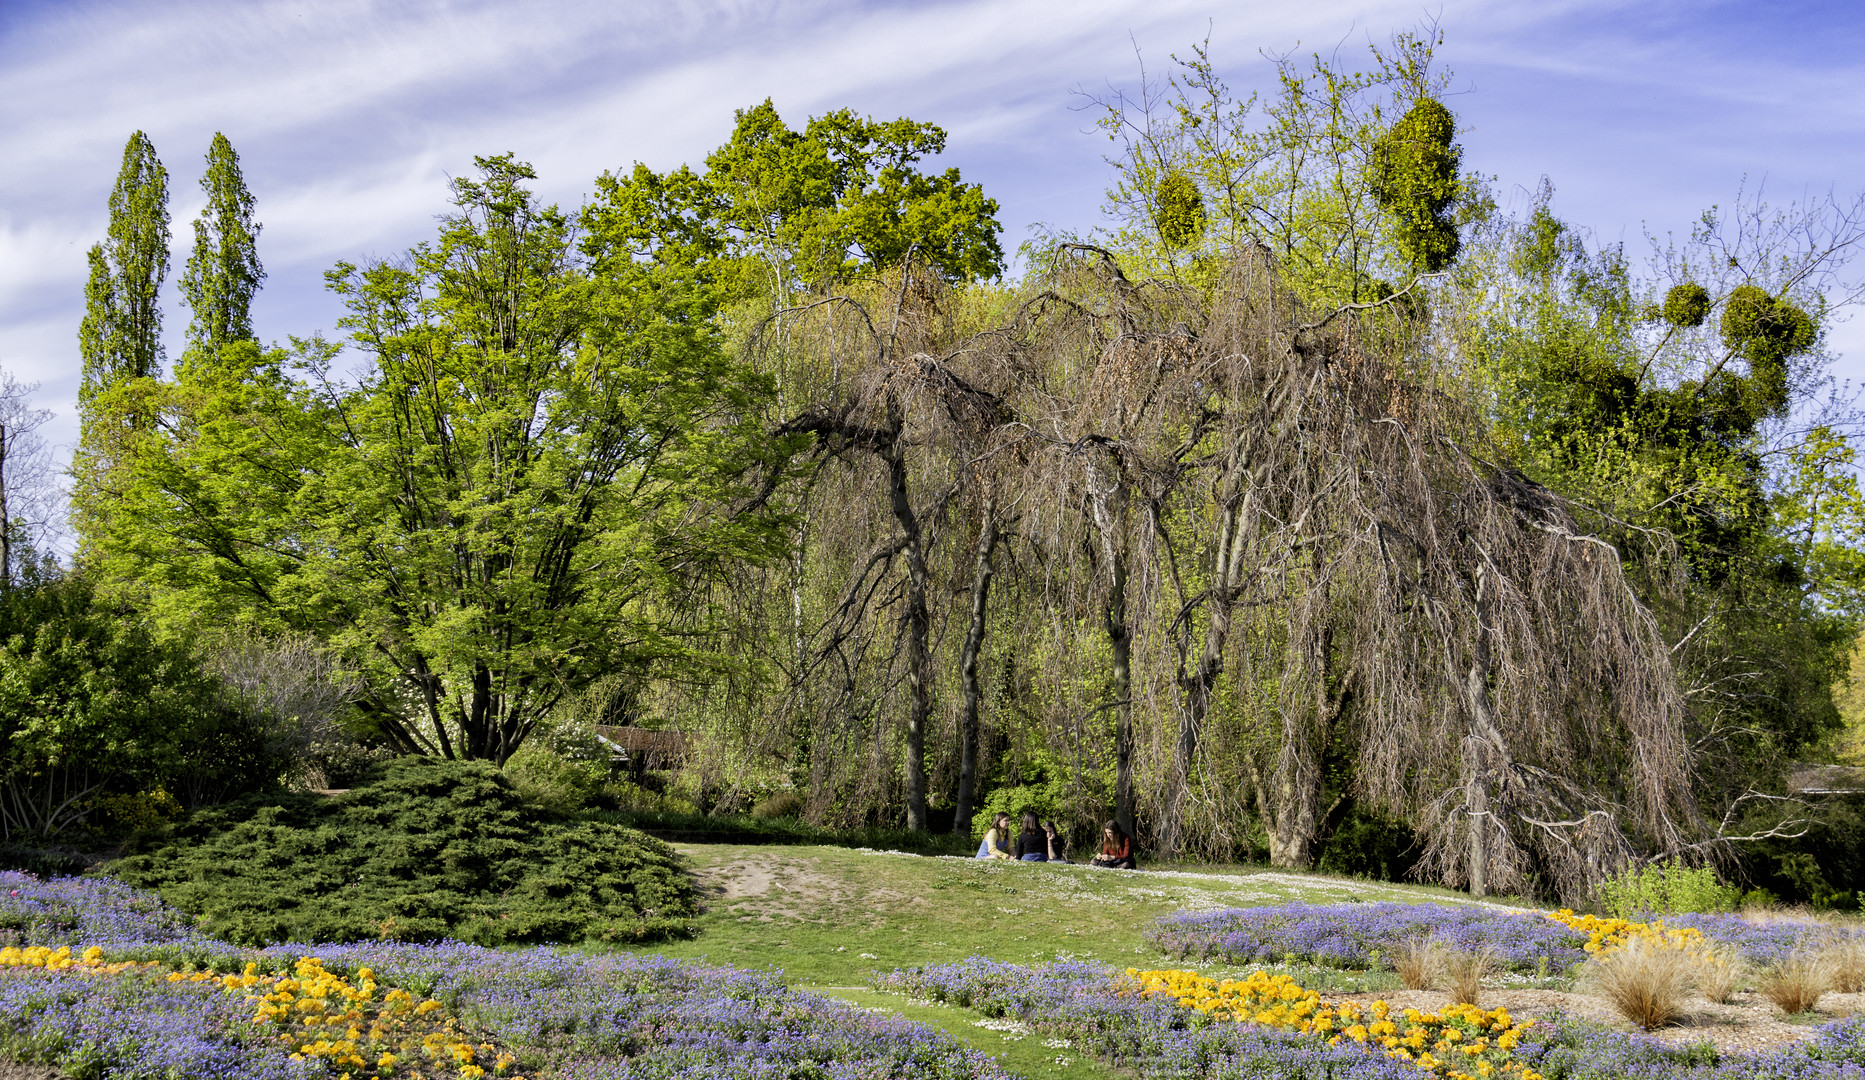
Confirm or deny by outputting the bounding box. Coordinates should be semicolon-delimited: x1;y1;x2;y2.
990;245;1698;900
765;266;1022;831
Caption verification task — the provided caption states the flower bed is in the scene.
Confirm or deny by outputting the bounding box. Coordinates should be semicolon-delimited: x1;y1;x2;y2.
0;956;320;1080
1147;902;1863;974
1123;967;1536;1079
880;957;1425;1079
1;872;1007;1080
880;956;1865;1080
0;870;215;948
1541;910;1704;954
1660;913;1849;967
1145;902;1590;973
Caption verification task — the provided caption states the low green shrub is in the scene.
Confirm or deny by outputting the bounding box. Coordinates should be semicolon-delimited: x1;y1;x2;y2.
1594;858;1740;918
750;791;804;820
504;740;607;816
1316;803;1420;882
590;807;973;855
109;757;698;947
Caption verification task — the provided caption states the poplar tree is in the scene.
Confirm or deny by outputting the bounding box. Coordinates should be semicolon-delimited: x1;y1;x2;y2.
179;133;263;360
78;131;170;405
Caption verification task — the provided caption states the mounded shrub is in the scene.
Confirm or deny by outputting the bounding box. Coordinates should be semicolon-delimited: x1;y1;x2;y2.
108;757;698;947
1594;859;1739;918
751;791;804;820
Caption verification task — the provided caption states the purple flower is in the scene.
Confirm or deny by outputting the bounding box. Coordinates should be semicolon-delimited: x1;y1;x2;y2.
1146;902;1588;972
882;958;1865;1080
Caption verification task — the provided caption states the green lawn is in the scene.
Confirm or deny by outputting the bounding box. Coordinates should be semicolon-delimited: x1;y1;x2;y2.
606;843;1520;1077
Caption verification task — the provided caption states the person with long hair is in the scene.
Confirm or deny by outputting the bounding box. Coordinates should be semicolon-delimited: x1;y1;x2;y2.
975;812;1015;859
1014;812;1061;862
1089;820;1137;870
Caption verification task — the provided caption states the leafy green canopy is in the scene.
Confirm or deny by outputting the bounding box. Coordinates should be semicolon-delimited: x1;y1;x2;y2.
111;757;698;946
1153;170;1206;249
1467;191;1857;828
1089;28;1476;303
0;571;275;841
79;155;794;763
1369;97;1461;273
588;100;1003;299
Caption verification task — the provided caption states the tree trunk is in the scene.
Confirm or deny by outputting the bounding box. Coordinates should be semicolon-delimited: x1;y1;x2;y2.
886;442;932;832
1087;463;1136;839
1164;495;1245;854
1464;568;1496;897
1109;554;1135;840
953;495;1000;836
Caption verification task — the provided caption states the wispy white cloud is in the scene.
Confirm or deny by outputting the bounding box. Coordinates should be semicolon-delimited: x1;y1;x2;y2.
2;0;1862;477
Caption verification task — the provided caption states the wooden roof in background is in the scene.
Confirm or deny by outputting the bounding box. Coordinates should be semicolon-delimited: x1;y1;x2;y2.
1788;763;1865;794
593;725;691;763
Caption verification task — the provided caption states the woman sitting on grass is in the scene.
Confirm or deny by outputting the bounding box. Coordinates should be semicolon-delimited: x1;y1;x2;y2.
1015;812;1062;862
1089;821;1137;870
975;812;1015;860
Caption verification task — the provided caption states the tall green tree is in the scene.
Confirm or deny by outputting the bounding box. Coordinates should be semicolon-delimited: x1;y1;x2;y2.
179;133;264;361
75;132;171;557
85;155;793;764
78;131;170;405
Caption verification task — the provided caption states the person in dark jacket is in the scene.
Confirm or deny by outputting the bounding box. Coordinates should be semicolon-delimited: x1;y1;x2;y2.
1015;812;1061;862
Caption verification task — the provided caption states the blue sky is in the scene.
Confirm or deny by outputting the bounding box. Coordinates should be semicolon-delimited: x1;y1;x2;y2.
3;0;1864;472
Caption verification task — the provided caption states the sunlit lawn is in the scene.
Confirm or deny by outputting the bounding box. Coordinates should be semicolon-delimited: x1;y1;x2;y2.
610;843;1525;1078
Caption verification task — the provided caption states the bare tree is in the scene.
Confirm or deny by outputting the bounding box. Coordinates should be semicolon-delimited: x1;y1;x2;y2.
203;632;361;787
0;373;60;581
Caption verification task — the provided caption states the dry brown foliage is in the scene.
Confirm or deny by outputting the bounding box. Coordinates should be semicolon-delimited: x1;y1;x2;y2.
1693;944;1744;1004
736;249;1701;901
1818;939;1865;995
1392;938;1442;991
1759;952;1832;1015
1588;937;1697;1029
1441;947;1494;1006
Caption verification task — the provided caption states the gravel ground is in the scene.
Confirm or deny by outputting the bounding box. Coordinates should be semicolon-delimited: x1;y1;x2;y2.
1335;987;1865;1055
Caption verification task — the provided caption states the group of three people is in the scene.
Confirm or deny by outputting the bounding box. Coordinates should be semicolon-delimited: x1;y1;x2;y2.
974;811;1138;869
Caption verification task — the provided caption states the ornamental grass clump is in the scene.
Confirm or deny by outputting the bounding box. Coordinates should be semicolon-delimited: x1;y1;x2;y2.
1820;938;1865;994
108;757;698;946
1586;934;1698;1030
1441;947;1494;1006
1393;938;1442;991
1693;944;1744;1004
1759;951;1832;1015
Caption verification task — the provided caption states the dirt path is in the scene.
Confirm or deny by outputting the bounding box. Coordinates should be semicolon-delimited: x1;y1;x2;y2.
683;847;929;924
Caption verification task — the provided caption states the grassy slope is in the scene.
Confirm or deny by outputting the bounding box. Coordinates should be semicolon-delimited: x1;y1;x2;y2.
613;844;1523;1080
